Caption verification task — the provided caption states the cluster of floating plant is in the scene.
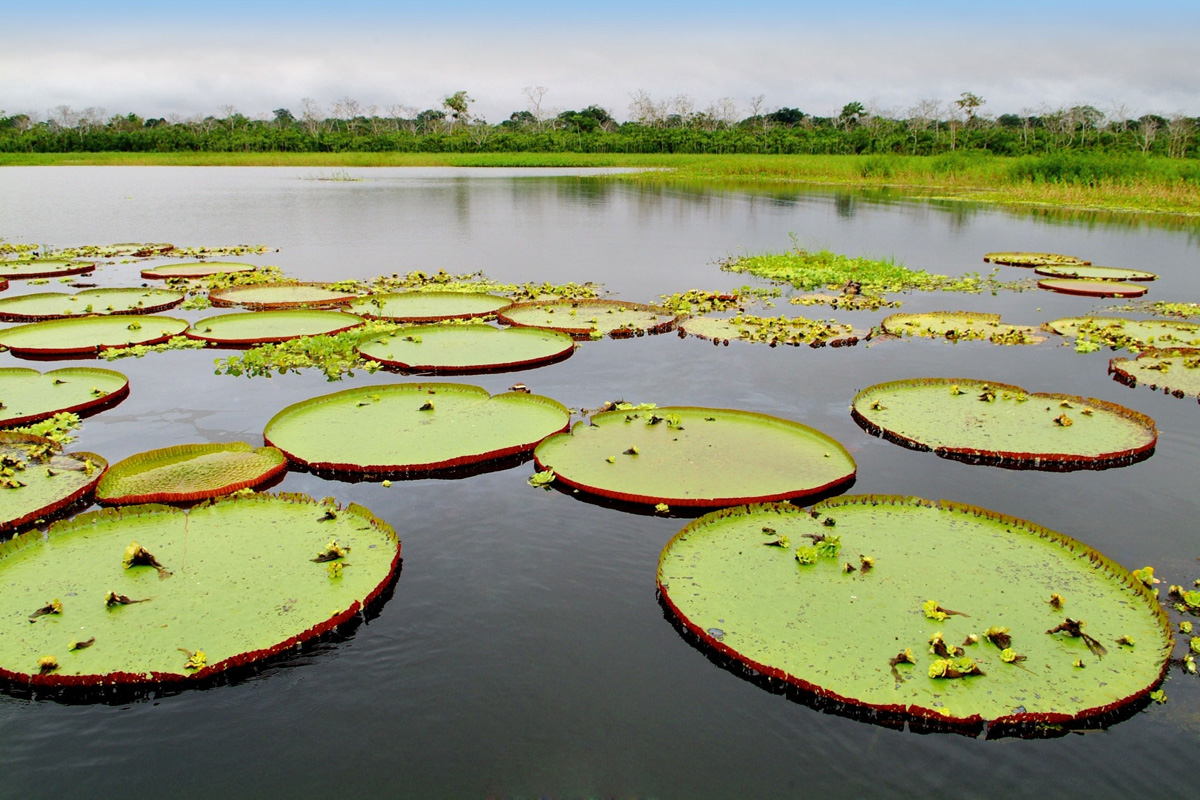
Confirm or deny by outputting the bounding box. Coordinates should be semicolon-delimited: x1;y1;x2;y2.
679;314;859;348
880;311;1043;346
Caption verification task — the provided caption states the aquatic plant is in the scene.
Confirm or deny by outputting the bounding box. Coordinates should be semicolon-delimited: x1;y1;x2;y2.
96;442;288;505
497;299;680;340
208;283;358;310
186;309;364;346
357;324;576;373
1109;348;1200;402
0;433;107;535
0;367;129;427
1046;317;1200;353
1037;279;1147;298
983;252;1089;267
1033;264;1157;282
679;314;859;347
0;288;184;322
141;262;258;280
345;291;513;322
0;260;97;281
881;311;1043;346
0;315;190;358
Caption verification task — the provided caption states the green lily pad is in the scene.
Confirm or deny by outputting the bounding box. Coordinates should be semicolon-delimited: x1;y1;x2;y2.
1037;279;1147;298
0;288;185;322
264;383;571;474
881;312;1044;345
0;433;107;535
0;316;190;358
1110;348;1200;402
1046;316;1200;352
1034;264;1157;282
497;299;680;339
0;260;97;280
0;367;130;427
680;314;859;347
533;406;856;508
209;283;358;310
356;324;576;373
0;493;400;687
346;291;513;322
983;252;1089;268
851;378;1156;469
141;262;258;280
96;442;288;505
657;496;1171;732
186;310;364;346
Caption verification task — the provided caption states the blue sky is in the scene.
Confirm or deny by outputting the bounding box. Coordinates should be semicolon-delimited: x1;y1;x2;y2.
3;1;1198;123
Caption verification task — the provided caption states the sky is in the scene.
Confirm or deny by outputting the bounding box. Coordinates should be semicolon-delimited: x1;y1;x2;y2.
3;1;1199;124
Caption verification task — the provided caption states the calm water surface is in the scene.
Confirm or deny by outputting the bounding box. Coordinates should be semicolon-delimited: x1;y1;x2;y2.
0;167;1198;798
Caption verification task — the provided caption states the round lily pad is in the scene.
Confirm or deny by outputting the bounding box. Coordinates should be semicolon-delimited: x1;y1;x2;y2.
983;252;1089;268
96;442;288;505
851;378;1156;469
1109;348;1200;402
1037;279;1147;298
356;324;576;373
0;260;97;280
881;312;1043;346
657;496;1171;731
0;316;190;358
497;299;680;339
0;288;185;322
0;433;107;535
1046;317;1200;352
533;406;856;508
208;283;358;310
1034;264;1157;282
141;262;257;280
0;493;400;687
186;310;364;346
346;291;513;322
680;314;859;347
0;367;130;427
264;383;571;474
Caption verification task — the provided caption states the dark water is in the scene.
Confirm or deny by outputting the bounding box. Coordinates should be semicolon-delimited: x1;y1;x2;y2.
1;167;1198;798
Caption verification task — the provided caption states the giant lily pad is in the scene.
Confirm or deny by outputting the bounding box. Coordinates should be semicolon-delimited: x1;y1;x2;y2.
657;496;1171;733
0;288;185;322
0;260;97;280
0;316;189;358
680;314;859;347
0;493;400;687
0;367;129;427
1034;264;1157;282
0;433;107;535
356;325;576;373
96;442;288;505
1037;279;1147;298
346;291;513;322
1046;316;1200;352
264;383;570;474
497;299;680;339
186;310;364;346
208;283;357;310
533;406;856;508
851;378;1156;469
1109;348;1200;402
881;312;1043;345
141;262;258;280
983;252;1089;268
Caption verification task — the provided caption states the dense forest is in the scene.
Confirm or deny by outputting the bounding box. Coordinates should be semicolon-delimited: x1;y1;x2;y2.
2;91;1196;159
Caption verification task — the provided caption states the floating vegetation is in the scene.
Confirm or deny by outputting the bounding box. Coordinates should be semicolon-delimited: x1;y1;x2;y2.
881;311;1044;346
0;315;190;358
0;288;185;322
1046;316;1200;353
357;324;576;373
533;405;856;508
48;243;270;261
788;293;900;311
0;367;129;427
0;493;400;687
1033;264;1157;282
983;252;1089;268
264;383;570;475
208;283;358;310
0;433;107;536
497;299;680;340
1037;279;1147;299
656;288;780;315
0;260;97;281
679;314;859;348
213;321;408;381
1109;348;1200;402
657;496;1171;733
852;378;1157;469
1117;301;1200;320
141;262;259;280
186;309;364;346
345;291;513;322
96;442;288;505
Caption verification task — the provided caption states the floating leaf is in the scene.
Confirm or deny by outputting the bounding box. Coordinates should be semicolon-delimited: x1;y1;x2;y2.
0;260;97;281
0;288;185;322
534;406;855;508
345;291;513;322
881;311;1043;346
208;283;358;310
1045;317;1200;353
657;496;1171;732
96;442;288;505
1109;347;1200;402
983;252;1089;268
0;433;107;535
264;383;570;475
140;262;258;280
186;310;364;346
852;378;1156;469
1033;264;1157;282
0;367;129;427
0;315;189;358
0;493;400;687
1037;279;1147;298
680;314;859;348
497;299;680;340
357;324;576;373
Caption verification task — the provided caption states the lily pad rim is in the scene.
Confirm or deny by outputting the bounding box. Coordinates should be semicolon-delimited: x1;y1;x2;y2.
346;290;516;323
140;262;259;280
496;298;682;340
208;282;359;309
0;288;186;322
95;442;289;505
1032;264;1158;282
0;366;130;427
0;261;97;280
0;315;191;357
0;433;108;535
355;324;578;374
184;309;365;346
1036;279;1148;298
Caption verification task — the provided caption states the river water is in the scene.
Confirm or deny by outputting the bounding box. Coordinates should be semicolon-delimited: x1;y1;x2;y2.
0;167;1198;798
